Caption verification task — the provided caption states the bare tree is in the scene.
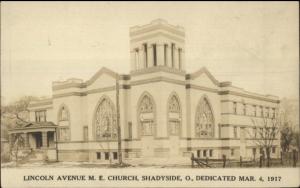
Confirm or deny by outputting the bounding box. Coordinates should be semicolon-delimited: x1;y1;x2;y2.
247;117;280;167
1;96;38;121
1;96;38;138
280;123;294;152
10;134;25;166
293;131;300;152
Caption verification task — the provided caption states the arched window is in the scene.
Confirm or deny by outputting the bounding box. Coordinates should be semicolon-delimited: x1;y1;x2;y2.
138;93;155;136
94;96;117;140
59;106;69;121
167;93;181;136
195;97;214;138
57;105;70;141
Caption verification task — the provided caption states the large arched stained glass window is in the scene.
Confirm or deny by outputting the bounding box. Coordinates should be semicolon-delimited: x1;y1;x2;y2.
168;93;181;136
138;93;155;136
94;97;117;140
195;97;214;138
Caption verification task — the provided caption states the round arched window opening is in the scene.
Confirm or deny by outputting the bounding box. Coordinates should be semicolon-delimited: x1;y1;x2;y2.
94;97;117;140
195;97;214;138
167;93;181;136
138;93;156;137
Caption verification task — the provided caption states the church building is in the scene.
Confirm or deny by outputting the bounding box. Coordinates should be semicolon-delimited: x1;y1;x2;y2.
9;19;280;163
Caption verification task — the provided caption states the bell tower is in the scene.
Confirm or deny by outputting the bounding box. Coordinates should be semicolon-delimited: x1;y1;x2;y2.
129;19;185;72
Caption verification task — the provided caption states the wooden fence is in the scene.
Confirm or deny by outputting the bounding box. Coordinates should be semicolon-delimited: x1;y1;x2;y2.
191;150;299;168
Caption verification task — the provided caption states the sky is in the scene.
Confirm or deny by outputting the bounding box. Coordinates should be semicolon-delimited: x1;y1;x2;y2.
1;2;299;105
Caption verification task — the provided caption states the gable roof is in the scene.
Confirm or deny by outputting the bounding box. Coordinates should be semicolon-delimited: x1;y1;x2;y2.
10;121;57;131
187;67;220;86
86;67;118;86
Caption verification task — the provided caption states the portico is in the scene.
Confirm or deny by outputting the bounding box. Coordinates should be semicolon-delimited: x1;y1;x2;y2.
8;122;58;161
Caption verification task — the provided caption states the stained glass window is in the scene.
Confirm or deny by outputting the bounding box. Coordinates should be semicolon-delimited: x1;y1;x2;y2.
195;97;214;138
138;94;155;136
94;97;117;140
168;94;181;136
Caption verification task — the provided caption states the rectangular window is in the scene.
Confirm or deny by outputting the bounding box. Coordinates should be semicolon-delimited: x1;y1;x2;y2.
265;107;269;118
231;149;234;156
171;43;175;68
260;148;264;155
83;126;88;141
253;105;256;116
209;149;213;157
272;108;276;118
96;152;101;160
243;104;246;115
253;127;257;138
233;102;237;114
259;128;263;138
164;44;168;66
197;150;201;158
113;152;118;160
203;150;207;157
59;127;70;141
141;121;153;136
128;122;132;139
272;147;276;154
143;43;148;68
252;148;256;156
105;152;109;160
260;106;263;117
35;110;46;122
153;44;157;66
233;126;237;138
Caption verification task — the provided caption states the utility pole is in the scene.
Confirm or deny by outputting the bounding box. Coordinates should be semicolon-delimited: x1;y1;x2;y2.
116;75;122;165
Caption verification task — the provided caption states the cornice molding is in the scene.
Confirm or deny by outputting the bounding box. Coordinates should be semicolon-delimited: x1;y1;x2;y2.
130;66;186;77
219;90;280;103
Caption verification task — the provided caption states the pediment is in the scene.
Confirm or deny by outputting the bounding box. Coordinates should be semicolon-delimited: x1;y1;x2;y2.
86;67;118;89
188;67;220;88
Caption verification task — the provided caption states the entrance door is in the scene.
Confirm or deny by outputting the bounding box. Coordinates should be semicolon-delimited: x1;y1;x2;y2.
169;121;180;157
170;136;180;157
33;132;42;149
141;121;154;157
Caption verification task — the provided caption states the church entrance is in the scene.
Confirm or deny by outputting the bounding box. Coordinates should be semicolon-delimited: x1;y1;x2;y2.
140;119;154;157
169;120;180;157
167;93;181;157
138;93;155;157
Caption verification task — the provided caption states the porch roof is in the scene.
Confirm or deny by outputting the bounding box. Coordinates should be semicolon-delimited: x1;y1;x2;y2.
8;121;57;133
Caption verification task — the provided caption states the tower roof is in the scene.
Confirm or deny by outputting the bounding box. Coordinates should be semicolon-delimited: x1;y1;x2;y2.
130;19;185;37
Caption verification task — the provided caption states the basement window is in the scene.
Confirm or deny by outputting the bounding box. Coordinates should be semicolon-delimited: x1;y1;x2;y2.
113;152;118;160
105;152;109;160
96;152;101;160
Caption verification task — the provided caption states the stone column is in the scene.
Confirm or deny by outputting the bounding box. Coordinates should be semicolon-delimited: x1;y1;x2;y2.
135;50;140;70
171;43;176;68
139;46;145;69
178;48;183;70
53;131;57;142
157;43;165;66
24;133;29;148
42;131;48;148
147;45;153;67
174;47;179;69
167;44;172;68
180;49;185;70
